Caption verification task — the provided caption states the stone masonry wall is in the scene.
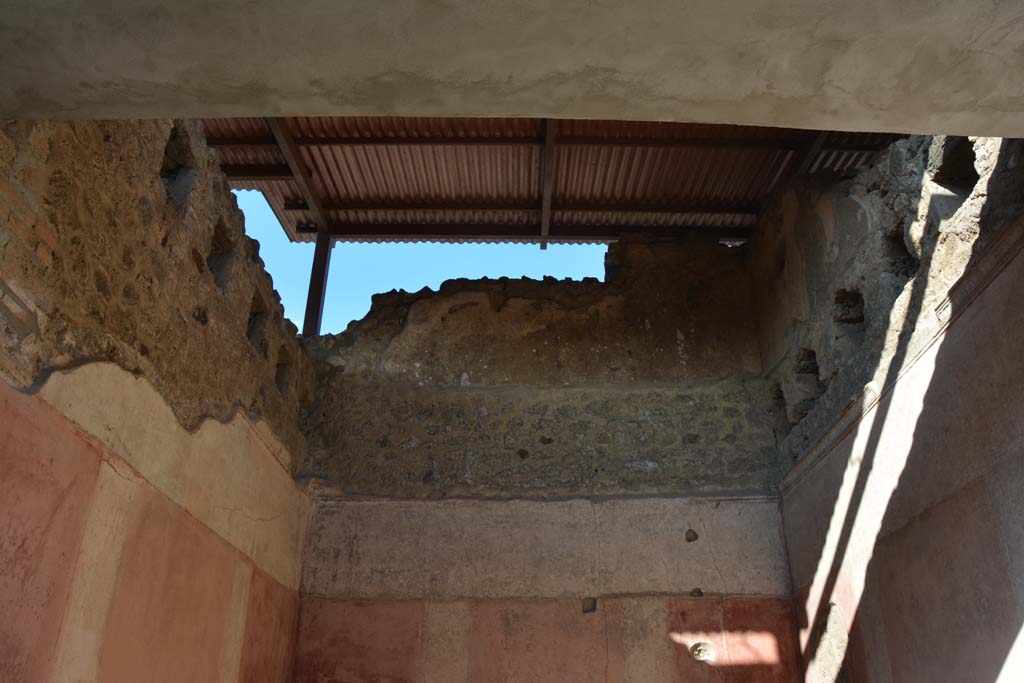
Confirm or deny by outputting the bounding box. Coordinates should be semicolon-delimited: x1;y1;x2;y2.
0;119;314;467
752;137;1024;681
0;120;313;682
304;238;784;498
751;135;1024;465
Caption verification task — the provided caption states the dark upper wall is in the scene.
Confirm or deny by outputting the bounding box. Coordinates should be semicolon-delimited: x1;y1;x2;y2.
748;135;1024;465
0;119;315;468
303;238;785;498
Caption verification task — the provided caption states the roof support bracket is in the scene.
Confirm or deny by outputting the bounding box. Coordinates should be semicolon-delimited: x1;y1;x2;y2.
539;119;557;250
265;117;338;336
302;228;333;337
266;118;332;232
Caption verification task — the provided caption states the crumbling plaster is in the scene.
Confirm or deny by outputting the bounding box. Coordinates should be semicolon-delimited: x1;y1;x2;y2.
0;119;315;468
3;2;1024;137
304;239;785;498
1;361;306;683
768;139;1024;681
751;135;1024;464
303;134;1024;498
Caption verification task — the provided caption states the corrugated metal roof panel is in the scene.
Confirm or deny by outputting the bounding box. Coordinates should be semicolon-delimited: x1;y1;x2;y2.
202;116;904;244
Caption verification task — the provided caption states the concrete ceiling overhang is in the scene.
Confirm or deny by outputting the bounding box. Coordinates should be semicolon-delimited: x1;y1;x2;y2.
2;1;1023;136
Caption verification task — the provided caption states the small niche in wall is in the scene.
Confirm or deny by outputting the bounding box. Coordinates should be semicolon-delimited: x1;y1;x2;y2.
247;294;269;358
831;289;867;362
207;218;237;292
160;124;196;213
832;289;865;327
923;136;980;236
275;346;291;397
883;227;919;279
782;348;826;424
930;136;979;197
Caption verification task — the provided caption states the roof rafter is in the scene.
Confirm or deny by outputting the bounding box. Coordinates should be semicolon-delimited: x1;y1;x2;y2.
206;116;905;245
280;198;763;216
266;118;333;232
207;134;805;150
295;222;753;242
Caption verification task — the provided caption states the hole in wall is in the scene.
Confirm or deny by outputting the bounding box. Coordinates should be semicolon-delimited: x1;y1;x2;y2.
93;269;110;301
923;136;980;235
930;136;979;197
275;345;291;396
690;641;715;663
582;598;597;614
794;347;821;376
883;228;919;278
207;218;237;292
246;294;268;358
771;381;795;443
830;289;867;366
160;124;196;213
782;348;826;424
832;289;865;326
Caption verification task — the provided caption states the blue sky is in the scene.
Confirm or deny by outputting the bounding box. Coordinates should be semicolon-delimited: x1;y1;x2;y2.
234;190;607;334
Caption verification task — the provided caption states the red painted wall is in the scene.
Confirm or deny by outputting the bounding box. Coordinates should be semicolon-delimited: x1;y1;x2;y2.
783;225;1024;681
293;595;800;682
0;379;300;683
0;381;101;682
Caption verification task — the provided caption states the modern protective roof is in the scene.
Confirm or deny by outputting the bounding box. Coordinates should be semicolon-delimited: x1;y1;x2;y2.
203;116;902;245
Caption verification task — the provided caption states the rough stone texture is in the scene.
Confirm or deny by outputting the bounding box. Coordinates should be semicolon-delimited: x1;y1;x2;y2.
3;2;1024;138
314;242;761;385
781;221;1024;682
303;497;790;600
305;239;782;498
293;596;800;683
762;137;1024;680
751;135;1024;465
7;113;1024;682
0;119;314;468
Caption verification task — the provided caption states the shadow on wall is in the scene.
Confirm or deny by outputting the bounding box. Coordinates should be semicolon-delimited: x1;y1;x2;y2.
788;138;1024;682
